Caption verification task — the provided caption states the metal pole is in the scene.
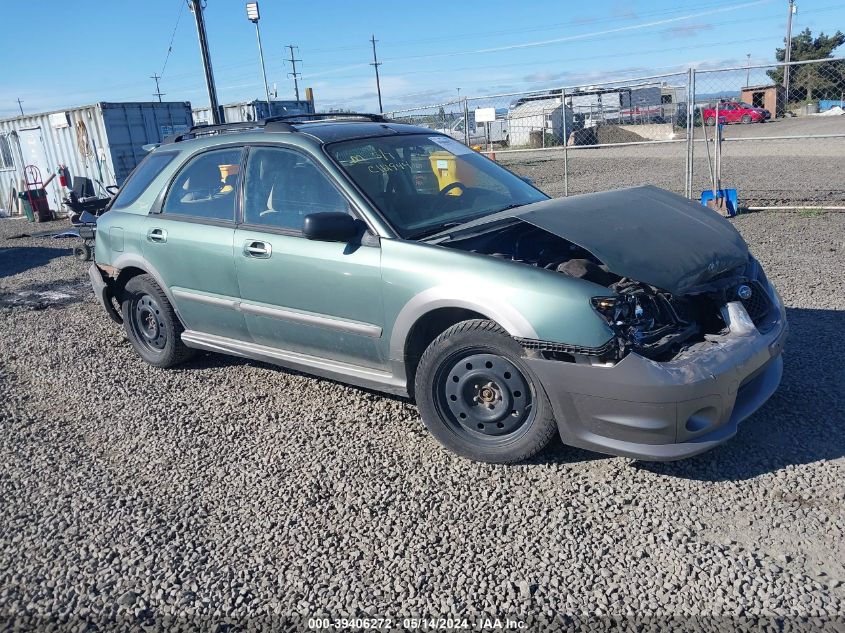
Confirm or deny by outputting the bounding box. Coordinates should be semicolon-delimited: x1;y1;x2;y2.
370;35;383;114
685;68;695;198
783;0;795;106
16;98;24;116
463;98;470;146
190;0;222;124
561;88;569;197
254;22;272;106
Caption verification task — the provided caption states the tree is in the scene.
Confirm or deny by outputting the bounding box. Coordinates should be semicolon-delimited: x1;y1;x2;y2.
767;28;845;102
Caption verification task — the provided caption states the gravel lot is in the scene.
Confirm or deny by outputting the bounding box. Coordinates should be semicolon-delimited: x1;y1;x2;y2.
500;117;845;207
1;208;843;630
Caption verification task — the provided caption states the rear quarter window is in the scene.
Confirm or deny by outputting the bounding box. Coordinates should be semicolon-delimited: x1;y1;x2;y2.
111;152;178;210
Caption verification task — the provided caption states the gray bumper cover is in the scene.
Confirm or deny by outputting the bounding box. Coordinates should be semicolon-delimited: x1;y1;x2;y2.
88;263;122;324
528;301;787;461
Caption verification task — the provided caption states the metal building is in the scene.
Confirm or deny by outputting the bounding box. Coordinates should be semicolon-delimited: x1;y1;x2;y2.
192;99;314;126
0;102;192;215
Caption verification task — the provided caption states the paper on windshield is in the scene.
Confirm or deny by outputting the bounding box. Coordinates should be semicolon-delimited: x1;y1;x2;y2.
429;136;473;155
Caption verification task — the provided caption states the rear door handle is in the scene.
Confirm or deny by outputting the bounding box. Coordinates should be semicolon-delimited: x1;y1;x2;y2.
243;240;272;259
147;228;167;243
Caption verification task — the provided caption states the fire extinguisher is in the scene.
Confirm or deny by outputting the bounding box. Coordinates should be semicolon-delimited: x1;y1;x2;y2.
57;165;71;188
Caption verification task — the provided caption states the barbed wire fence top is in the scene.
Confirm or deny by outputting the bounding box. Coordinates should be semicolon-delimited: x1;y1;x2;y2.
386;58;845;210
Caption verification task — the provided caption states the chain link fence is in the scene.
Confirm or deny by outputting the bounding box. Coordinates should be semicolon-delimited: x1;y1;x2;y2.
386;58;845;210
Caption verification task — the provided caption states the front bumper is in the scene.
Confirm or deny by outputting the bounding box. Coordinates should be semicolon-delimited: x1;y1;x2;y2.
527;299;787;461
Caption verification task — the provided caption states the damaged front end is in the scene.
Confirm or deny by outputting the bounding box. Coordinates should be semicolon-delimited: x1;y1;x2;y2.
438;207;776;365
588;269;776;363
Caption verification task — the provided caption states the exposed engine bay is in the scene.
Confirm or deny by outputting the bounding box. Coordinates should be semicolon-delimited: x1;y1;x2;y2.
442;221;772;363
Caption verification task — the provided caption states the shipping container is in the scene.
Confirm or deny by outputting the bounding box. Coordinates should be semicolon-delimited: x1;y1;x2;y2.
192;99;314;126
0;102;192;216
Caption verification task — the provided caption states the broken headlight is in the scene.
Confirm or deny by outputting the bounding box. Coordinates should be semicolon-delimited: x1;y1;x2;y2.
591;290;698;360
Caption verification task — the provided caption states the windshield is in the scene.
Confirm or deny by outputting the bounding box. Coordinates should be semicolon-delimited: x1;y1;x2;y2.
327;134;547;238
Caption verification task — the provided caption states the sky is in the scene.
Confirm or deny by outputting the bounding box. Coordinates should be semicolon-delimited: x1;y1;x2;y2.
1;0;843;118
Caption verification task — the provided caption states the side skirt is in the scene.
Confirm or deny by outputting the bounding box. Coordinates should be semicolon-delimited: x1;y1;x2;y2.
180;330;409;397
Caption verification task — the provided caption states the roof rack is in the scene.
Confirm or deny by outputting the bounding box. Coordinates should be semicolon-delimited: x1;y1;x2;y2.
267;112;389;123
162;112;389;144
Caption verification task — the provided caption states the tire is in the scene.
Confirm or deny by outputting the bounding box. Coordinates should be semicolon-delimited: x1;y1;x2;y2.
414;319;558;463
705;116;716;126
741;114;752;124
73;244;92;262
121;274;194;368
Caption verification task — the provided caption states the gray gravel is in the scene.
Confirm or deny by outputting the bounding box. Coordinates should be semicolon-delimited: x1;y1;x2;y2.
1;210;844;631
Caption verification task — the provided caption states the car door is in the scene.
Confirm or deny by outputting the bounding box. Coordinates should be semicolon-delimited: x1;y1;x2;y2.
141;146;250;341
234;145;385;369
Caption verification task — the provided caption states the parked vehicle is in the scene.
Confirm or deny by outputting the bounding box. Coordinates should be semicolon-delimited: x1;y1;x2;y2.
703;101;770;125
89;113;786;464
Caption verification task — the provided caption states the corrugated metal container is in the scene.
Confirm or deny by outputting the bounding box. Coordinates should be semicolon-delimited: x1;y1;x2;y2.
192;99;314;125
0;102;192;215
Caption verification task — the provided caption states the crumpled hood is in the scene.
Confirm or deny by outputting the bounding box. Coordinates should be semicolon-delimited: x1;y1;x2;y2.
516;185;749;295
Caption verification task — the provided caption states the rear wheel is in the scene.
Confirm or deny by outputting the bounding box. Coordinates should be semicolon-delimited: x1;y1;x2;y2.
121;274;194;368
741;114;752;124
414;319;557;463
705;116;716;126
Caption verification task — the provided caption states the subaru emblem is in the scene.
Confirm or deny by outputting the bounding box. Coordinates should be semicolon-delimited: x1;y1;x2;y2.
737;284;753;300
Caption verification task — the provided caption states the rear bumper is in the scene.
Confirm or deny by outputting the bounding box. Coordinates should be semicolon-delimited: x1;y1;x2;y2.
88;263;122;324
527;301;787;461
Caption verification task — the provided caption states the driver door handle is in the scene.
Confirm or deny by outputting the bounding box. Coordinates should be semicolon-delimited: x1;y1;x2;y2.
243;240;272;259
147;228;167;243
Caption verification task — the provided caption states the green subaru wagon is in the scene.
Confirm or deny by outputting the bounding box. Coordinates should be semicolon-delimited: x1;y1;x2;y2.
89;113;786;463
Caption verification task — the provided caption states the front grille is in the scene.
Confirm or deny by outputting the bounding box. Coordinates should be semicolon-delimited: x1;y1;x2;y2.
739;281;773;326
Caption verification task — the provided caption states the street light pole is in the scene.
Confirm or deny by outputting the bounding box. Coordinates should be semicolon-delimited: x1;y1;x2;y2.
246;3;272;107
783;0;796;105
745;53;751;88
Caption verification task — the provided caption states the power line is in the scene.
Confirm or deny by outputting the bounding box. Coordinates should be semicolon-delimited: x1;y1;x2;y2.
370;34;383;114
16;98;24;116
286;44;302;101
150;74;165;102
160;0;187;78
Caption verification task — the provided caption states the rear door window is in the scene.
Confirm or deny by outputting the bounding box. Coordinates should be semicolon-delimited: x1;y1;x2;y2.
162;148;243;222
111;152;177;210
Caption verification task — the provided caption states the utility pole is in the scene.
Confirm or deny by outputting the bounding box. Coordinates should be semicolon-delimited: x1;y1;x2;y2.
190;0;223;124
287;44;302;102
150;74;165;102
783;0;796;106
370;34;383;114
16;98;24;116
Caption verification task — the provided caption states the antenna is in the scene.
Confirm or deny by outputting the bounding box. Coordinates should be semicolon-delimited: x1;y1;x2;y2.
286;44;302;102
370;34;383;114
150;74;165;102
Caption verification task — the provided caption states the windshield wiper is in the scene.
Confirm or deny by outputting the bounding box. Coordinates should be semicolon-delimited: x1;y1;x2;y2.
408;222;463;240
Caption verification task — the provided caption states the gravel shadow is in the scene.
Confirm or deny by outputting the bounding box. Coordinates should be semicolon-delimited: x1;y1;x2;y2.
0;246;70;278
636;306;844;481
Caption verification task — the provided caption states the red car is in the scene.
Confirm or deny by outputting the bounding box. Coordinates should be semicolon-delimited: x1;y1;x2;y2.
703;101;770;125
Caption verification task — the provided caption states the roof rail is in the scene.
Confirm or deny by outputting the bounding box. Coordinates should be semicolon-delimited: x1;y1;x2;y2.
266;112;389;123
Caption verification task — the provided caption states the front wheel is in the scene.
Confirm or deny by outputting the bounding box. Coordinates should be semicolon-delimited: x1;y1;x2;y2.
414;319;558;463
121;274;194;368
705;116;716;126
741;114;752;124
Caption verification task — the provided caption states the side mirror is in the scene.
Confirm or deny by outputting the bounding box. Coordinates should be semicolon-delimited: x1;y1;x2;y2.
303;212;358;242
